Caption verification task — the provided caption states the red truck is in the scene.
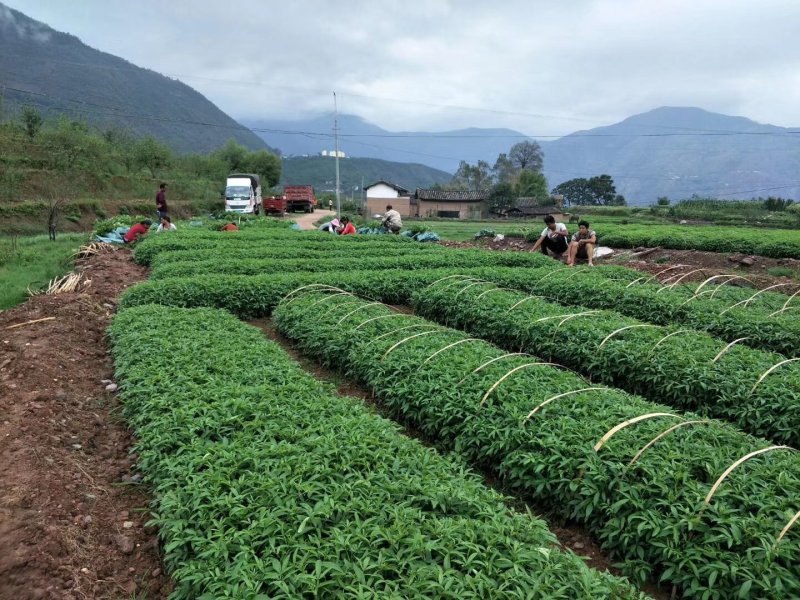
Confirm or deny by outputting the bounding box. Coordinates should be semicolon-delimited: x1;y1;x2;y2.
263;195;287;215
284;185;318;213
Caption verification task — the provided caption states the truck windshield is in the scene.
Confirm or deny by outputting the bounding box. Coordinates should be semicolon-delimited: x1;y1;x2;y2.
225;186;251;198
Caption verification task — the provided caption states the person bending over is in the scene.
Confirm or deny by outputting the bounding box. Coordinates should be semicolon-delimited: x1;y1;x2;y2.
530;215;569;258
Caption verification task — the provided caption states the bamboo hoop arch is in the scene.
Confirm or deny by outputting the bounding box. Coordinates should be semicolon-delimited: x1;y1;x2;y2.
420;274;474;292
454;281;496;298
680;289;715;305
437;277;487;295
505;295;545;314
523;387;609;422
649;329;694;354
354;313;407;331
533;267;573;286
422;338;483;365
302;292;356;313
625;277;648;288
554;311;601;329
657;270;692;286
280;285;350;306
775;510;800;547
627;420;712;467
336;303;384;325
658;269;707;292
693;274;753;296
475;287;510;300
594;413;683;452
480;362;560;407
703;446;795;507
643;264;689;284
363;324;440;347
381;330;454;361
740;283;796;308
781;288;800;311
457;353;531;385
750;358;800;394
598;324;661;348
710;338;750;363
769;306;800;318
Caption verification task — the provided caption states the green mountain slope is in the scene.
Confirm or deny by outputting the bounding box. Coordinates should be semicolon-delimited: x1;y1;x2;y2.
280;156;452;192
0;2;267;153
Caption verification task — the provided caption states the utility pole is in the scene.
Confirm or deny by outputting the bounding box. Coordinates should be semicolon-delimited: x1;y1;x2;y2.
333;92;341;218
361;176;365;212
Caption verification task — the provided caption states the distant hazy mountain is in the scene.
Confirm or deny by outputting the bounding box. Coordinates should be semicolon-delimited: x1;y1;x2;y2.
0;2;267;153
541;107;800;205
281;156;452;193
243;114;525;173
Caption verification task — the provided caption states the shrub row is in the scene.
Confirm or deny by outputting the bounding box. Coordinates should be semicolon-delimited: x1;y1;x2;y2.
599;224;800;258
149;251;554;280
108;305;641;599
273;291;800;599
412;277;800;446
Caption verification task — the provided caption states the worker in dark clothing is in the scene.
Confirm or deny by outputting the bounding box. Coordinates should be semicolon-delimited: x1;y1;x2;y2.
156;183;168;218
530;215;569;258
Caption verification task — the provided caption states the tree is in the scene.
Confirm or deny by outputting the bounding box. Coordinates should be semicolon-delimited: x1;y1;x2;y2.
516;170;548;200
451;160;492;191
492;153;517;185
20;105;43;140
133;136;172;177
486;183;516;213
552;174;625;206
212;139;250;173
246;150;282;187
509;140;543;172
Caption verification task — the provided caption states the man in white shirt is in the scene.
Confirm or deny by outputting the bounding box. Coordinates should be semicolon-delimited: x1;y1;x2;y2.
381;205;402;234
530;215;569;258
156;216;177;232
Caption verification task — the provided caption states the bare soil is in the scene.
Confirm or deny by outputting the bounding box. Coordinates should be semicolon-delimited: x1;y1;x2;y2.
454;238;800;291
293;209;336;231
0;247;170;600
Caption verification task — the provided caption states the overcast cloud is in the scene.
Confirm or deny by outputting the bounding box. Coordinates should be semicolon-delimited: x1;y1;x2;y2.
7;0;800;135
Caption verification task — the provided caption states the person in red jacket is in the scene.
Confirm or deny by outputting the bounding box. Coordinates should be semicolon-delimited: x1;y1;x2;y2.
123;220;152;243
337;216;356;236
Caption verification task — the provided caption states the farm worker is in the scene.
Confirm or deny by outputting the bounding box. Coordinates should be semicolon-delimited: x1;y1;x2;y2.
157;215;177;232
337;216;357;236
123;220;152;244
381;205;402;234
567;220;597;267
530;215;569;258
319;218;339;233
221;222;239;232
328;199;333;211
155;182;168;218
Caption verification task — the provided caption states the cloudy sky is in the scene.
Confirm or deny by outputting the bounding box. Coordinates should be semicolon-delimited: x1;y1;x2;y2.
7;0;800;135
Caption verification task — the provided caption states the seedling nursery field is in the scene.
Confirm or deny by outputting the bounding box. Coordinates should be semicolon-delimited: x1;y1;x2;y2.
4;218;800;599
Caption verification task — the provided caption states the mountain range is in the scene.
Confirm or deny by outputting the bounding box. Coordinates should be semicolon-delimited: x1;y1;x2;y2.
0;1;266;153
249;108;800;205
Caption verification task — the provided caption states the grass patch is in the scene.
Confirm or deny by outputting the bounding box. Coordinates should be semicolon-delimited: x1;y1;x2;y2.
767;266;799;278
0;233;88;310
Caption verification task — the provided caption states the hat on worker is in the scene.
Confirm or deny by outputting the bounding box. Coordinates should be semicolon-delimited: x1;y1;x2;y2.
330;218;340;228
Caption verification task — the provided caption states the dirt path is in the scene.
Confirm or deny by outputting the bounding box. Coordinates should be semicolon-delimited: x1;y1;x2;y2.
0;247;170;599
292;209;335;230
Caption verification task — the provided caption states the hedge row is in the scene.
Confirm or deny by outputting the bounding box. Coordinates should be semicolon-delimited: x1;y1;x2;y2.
599;224;800;258
412;277;800;446
108;305;642;599
274;291;800;599
149;251;554;280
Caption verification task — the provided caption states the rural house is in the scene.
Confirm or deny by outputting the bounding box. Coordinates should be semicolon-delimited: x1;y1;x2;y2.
365;181;412;217
414;188;488;219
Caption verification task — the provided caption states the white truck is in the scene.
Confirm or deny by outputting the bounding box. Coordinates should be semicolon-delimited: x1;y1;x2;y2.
224;173;262;214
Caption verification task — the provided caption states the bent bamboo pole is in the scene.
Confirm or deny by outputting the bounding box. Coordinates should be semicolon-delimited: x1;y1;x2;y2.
649;329;693;354
480;362;560;407
505;295;545;314
627;420;712;467
354;313;407;331
336;303;383;325
457;353;531;385
598;324;661;348
422;338;483;365
775;510;800;548
594;413;683;452
363;324;441;347
710;337;750;363
703;446;795;507
750;358;800;394
523;387;609;422
381;330;455;361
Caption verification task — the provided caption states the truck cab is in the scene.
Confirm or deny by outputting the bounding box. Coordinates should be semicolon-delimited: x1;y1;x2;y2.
225;173;262;214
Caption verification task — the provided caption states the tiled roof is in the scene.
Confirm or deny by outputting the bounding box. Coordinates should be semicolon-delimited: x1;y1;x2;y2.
364;180;409;194
415;188;488;201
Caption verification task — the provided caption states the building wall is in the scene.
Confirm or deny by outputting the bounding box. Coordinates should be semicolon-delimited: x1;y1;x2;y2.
417;201;483;219
365;183;401;199
366;196;412;218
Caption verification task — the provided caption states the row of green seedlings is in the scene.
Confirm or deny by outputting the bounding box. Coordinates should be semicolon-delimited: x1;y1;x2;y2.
479;265;800;358
122;261;800;358
273;287;800;600
133;229;419;265
148;250;556;280
598;224;800;259
108;305;643;600
411;275;800;447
